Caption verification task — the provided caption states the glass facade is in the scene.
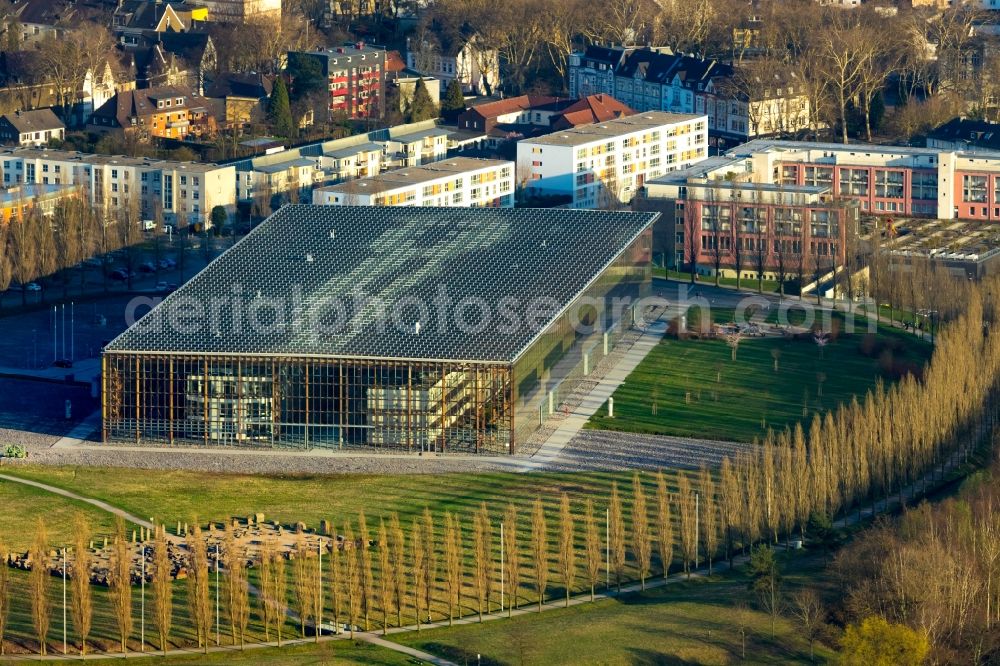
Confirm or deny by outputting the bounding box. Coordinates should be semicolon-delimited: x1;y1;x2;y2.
102;229;652;454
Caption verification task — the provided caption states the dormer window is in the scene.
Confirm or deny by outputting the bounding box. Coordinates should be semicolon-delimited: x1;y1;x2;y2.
176;98;183;105
157;101;164;108
166;99;172;107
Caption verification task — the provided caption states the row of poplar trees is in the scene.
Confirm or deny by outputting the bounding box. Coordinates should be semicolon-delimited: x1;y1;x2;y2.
1;284;999;655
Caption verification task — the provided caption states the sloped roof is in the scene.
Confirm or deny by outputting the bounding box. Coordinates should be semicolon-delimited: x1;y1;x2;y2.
205;72;272;100
464;95;566;120
1;108;64;133
105;205;658;363
928;117;1000;150
91;85;195;127
13;0;109;26
617;49;732;90
158;31;212;62
552;94;635;129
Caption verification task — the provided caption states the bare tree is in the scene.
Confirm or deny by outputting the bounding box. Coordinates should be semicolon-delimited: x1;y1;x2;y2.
632;474;651;590
410;517;426;631
28;518;52;656
558;494;576;606
609;482;626;593
655;470;674;578
344;521;359;639
473;503;494;621
70;514;92;656
358;513;374;631
0;538;8;656
677;471;697;578
531;498;549;611
791;588;825;662
108;518;133;654
377;519;394;634
292;533;314;639
422;509;437;625
502;503;520;616
700;466;720;575
443;512;462;625
329;532;342;636
151;525;172;655
584;499;601;601
188;523;212;653
389;514;407;628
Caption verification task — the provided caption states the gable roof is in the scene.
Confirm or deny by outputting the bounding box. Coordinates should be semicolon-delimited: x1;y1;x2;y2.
114;0;184;31
1;108;64;133
552;94;635;129
617;49;732;90
13;0;110;26
928;117;1000;150
91;85;195;127
464;95;564;120
158;31;213;62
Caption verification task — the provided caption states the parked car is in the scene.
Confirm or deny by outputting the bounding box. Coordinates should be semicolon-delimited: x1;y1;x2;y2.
84;257;103;267
162;223;175;234
155;281;169;292
158;258;176;270
139;262;156;274
52;359;73;368
24;282;40;292
109;269;129;281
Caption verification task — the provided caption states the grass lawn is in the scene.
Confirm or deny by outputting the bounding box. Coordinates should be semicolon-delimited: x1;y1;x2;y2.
587;310;933;442
395;549;838;665
0;477;117;550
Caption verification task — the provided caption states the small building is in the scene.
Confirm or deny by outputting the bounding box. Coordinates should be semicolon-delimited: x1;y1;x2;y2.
0;109;65;147
205;72;272;129
406;34;500;96
926;117;1000;151
0;183;82;223
550;94;635;130
456;95;566;134
312;157;514;207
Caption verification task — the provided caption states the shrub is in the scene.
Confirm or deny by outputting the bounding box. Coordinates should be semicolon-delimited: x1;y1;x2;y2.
3;444;26;459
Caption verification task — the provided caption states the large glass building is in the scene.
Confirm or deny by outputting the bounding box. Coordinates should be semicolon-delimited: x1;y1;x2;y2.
102;206;656;453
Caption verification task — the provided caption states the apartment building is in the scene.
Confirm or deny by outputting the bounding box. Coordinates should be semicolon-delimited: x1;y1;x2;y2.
0;183;82;224
706;139;1000;222
313;157;514;207
233;119;456;204
0;148;236;226
640;171;857;280
568;46;810;146
89;86;212;142
516;112;708;209
288;44;386;121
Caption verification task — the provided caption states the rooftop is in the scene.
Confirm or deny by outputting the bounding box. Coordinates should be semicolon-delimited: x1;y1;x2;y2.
0;147;230;172
105;206;658;363
524;112;703;147
317;158;511;194
1;108;64;133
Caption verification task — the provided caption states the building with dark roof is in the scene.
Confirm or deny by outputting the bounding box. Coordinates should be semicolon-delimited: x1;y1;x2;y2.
568;45;811;146
926;117;1000;152
0;109;65;146
102;205;656;452
88;85;213;141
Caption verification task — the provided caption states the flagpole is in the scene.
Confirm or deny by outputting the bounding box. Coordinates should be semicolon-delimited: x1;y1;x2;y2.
62;548;67;655
500;522;504;613
215;541;220;645
141;544;146;652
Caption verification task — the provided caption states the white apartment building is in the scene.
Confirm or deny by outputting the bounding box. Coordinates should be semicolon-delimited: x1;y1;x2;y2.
516;112;708;209
313;157;514;207
0;147;236;226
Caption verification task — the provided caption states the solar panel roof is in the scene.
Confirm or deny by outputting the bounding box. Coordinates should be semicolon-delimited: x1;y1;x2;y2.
106;206;657;363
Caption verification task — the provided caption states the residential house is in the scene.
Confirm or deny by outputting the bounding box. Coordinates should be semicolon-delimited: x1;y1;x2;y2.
129;33;217;95
457;95;565;134
6;0;110;46
568;45;811;146
0;52;120;127
288;44;385;120
406;34;499;96
88;85;215;141
313;157;514;207
0;109;65;146
550;94;635;130
113;0;189;47
926;117;1000;151
516;112;708;209
205;72;272;129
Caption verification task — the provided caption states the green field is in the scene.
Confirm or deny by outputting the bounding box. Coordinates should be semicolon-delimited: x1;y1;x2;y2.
588;310;932;442
656;268;782;293
395;550;837;665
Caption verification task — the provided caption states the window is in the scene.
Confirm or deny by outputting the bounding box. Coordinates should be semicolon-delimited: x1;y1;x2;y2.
911;171;937;200
803;166;832;187
874;170;904;198
839;168;869;196
963;174;987;203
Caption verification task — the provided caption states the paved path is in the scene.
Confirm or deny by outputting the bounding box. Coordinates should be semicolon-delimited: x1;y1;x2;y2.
522;316;670;470
52;411;101;449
